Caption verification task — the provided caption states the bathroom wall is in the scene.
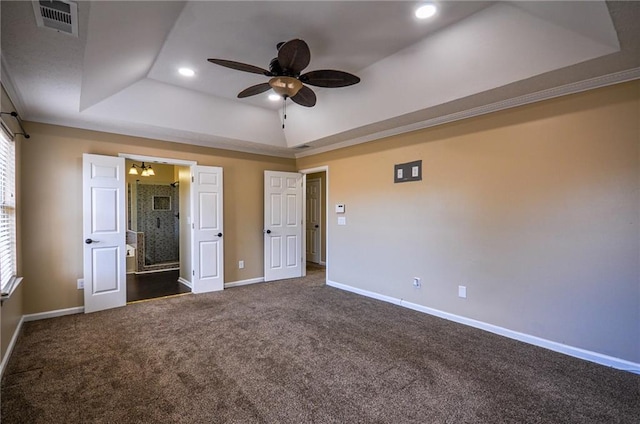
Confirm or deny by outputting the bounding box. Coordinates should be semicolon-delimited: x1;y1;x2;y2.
136;183;179;265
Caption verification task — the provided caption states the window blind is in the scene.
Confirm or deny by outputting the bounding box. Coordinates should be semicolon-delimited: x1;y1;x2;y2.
0;128;16;291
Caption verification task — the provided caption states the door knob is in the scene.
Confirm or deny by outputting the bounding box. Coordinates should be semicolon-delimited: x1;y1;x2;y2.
217;233;223;237
315;225;319;228
265;229;271;234
85;238;99;244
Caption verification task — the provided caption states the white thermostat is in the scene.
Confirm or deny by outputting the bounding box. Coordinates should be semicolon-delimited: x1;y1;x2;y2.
335;203;345;213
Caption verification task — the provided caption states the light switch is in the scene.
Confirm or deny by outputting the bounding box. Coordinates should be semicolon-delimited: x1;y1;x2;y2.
397;168;403;179
335;204;345;213
338;217;346;226
412;166;419;177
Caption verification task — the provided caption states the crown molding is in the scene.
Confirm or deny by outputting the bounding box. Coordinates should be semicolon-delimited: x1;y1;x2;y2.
296;68;640;158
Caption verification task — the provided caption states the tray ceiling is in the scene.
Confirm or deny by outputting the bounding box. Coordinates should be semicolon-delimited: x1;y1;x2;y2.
1;1;639;158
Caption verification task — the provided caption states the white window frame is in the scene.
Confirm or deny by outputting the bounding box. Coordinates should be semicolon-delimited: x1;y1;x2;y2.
0;124;20;298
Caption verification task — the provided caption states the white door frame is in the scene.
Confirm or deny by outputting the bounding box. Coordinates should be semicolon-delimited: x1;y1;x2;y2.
299;166;329;281
118;153;198;296
118;154;197;167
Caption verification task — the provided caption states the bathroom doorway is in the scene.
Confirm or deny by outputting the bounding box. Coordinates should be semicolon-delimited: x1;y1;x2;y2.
125;159;189;302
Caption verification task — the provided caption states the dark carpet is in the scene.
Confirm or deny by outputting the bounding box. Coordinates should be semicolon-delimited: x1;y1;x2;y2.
2;265;639;423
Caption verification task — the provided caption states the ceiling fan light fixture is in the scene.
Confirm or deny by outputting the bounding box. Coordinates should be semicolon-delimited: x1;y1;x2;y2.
269;76;303;98
208;38;360;110
268;93;281;101
415;4;437;19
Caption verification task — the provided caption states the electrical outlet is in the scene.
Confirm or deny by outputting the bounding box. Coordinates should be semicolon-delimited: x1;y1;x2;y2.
413;277;421;288
77;278;84;290
458;285;467;298
239;260;244;269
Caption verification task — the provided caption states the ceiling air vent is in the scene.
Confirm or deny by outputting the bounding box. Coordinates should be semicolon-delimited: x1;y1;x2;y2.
32;0;78;37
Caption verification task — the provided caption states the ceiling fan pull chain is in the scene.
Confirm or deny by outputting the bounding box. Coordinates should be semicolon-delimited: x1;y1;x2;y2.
282;97;287;129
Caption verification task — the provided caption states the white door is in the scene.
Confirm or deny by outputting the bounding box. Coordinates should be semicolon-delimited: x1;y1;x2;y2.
264;171;303;281
82;154;126;313
191;166;224;293
306;178;321;263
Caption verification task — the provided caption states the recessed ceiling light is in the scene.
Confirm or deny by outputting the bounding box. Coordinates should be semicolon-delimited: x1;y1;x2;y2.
178;67;195;77
415;4;437;19
268;93;281;101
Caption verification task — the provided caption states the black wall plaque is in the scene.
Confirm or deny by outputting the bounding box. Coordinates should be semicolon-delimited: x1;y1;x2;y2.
394;160;422;183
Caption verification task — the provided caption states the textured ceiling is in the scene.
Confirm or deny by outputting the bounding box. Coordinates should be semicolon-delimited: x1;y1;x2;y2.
1;1;639;158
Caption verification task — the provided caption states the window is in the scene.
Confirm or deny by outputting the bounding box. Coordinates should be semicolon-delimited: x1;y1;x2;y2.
0;126;17;295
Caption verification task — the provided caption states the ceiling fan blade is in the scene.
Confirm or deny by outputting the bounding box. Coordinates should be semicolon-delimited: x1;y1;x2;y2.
291;85;316;107
277;39;311;74
207;58;269;75
237;83;272;98
300;70;360;88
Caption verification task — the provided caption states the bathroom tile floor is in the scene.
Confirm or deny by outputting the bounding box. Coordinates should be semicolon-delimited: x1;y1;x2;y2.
126;269;191;303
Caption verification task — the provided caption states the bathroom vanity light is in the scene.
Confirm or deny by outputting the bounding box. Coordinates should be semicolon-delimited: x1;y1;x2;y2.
128;162;155;177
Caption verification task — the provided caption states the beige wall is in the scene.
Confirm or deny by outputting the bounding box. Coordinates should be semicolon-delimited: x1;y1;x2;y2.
0;85;24;361
21;122;295;314
297;81;640;363
6;80;640;365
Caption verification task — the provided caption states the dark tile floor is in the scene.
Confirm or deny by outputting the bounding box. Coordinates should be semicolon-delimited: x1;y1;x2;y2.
126;269;191;303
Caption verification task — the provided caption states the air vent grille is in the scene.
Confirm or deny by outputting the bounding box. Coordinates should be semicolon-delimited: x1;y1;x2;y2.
32;0;78;37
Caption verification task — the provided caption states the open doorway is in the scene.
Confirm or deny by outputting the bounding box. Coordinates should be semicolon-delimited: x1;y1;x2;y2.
83;154;223;313
300;166;328;276
305;171;326;265
124;159;191;302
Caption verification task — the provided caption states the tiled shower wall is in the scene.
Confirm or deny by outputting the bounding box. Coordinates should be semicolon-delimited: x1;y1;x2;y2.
136;184;179;265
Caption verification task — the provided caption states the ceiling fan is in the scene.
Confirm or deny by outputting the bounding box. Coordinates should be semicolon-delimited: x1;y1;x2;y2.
207;39;360;108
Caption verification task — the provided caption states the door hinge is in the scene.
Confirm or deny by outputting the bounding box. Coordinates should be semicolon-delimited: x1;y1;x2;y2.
192;176;195;183
192;223;195;230
192;270;195;276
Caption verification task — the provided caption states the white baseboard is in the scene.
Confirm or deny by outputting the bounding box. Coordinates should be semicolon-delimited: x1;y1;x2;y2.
327;280;402;306
225;277;264;289
326;280;640;374
0;315;24;380
178;277;192;289
23;306;84;322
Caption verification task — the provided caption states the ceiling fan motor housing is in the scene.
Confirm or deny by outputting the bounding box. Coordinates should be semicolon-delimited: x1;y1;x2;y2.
269;58;283;76
269;76;303;98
